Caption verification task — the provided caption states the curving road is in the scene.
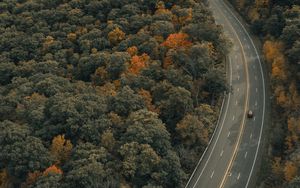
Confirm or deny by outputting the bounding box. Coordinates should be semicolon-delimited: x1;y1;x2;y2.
185;0;267;187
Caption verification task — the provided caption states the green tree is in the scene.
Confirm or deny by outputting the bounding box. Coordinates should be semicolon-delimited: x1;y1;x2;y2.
109;86;145;116
123;109;171;155
176;114;209;148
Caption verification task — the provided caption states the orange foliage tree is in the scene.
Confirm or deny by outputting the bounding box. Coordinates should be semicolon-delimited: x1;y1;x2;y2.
263;40;287;80
161;33;192;49
23;165;63;187
43;165;63;176
128;53;150;75
284;161;297;182
50;135;73;164
263;40;282;62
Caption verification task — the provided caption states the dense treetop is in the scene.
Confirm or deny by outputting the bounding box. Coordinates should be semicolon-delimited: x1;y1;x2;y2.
0;0;229;187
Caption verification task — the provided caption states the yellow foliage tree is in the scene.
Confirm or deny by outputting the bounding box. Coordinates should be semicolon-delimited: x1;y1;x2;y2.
75;26;88;36
127;46;138;57
271;56;287;80
284;161;297;182
263;40;284;62
67;33;77;42
108;27;126;45
108;112;123;127
50;134;73;164
101;129;116;152
43;36;54;51
155;1;173;16
0;169;11;188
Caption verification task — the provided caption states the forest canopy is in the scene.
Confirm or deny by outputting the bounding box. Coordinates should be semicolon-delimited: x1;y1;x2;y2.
0;0;229;187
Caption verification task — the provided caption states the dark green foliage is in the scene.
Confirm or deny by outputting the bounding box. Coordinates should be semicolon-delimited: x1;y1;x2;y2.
123;109;171;155
0;121;53;181
31;174;62;188
159;86;194;130
109;86;145;116
0;0;228;187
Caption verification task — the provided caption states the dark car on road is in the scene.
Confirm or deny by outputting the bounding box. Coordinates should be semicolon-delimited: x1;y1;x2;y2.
247;110;254;118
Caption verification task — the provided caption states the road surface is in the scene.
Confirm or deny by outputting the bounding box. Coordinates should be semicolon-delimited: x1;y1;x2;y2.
185;0;267;187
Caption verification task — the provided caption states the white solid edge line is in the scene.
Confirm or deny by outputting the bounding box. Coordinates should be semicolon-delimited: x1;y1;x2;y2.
211;171;215;178
219;1;266;188
185;62;229;187
190;56;233;188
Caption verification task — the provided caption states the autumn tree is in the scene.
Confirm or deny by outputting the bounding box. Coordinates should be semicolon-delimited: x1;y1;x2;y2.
50;135;73;164
42;165;63;176
108;27;126;45
284;161;298;182
101;129;116;152
127;46;138;57
161;33;192;49
0;169;11;188
128;53;150;75
138;89;158;113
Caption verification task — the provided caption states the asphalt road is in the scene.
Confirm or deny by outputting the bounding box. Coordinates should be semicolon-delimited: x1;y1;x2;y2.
185;0;266;187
